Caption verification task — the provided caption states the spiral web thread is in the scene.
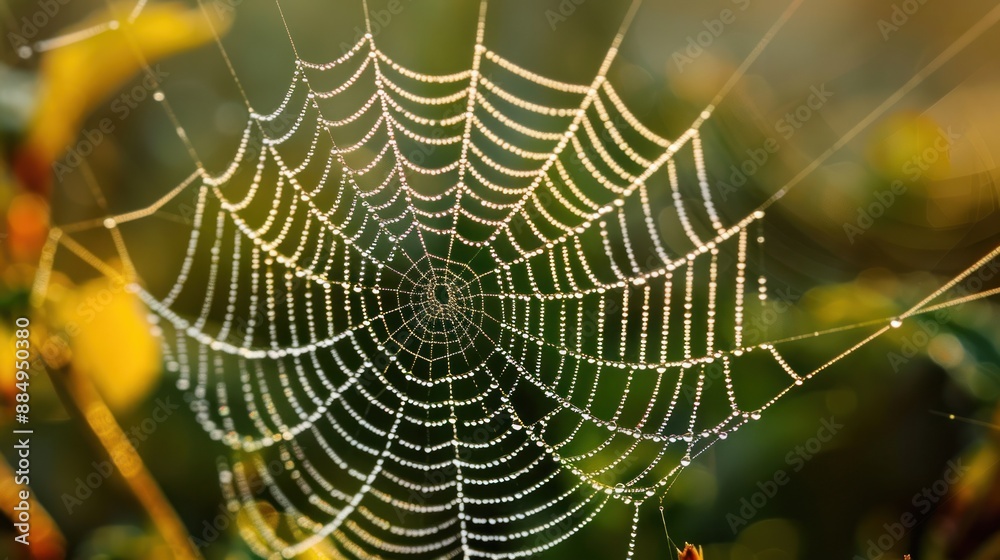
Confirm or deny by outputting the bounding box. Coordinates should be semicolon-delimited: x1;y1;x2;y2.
28;0;1000;558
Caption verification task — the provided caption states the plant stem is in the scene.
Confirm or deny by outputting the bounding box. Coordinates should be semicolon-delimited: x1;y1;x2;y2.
49;364;202;560
0;454;65;559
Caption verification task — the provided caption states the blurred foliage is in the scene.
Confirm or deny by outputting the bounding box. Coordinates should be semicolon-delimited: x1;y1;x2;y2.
15;1;231;196
0;0;998;559
42;274;161;412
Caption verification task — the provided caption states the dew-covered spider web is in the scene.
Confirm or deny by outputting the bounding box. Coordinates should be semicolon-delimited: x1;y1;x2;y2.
28;0;1000;558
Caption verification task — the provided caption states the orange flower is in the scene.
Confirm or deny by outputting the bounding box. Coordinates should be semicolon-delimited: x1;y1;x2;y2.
5;193;50;262
678;543;704;560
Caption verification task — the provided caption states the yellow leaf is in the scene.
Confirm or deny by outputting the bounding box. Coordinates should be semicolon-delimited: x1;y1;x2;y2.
51;276;161;412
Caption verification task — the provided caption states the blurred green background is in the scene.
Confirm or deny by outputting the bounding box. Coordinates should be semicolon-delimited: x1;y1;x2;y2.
1;0;999;559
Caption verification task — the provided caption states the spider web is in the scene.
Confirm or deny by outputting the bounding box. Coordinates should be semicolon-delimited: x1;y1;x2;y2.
28;0;1000;558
